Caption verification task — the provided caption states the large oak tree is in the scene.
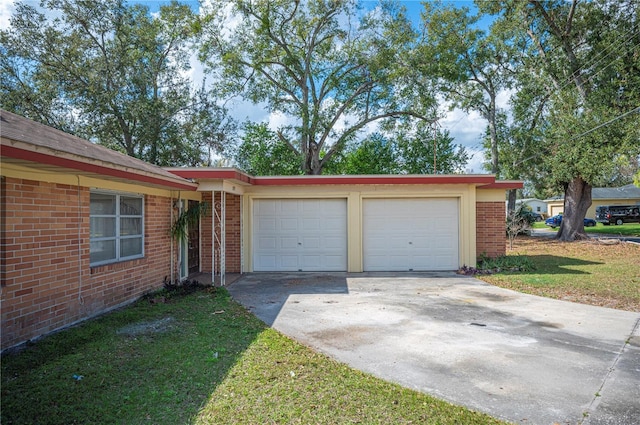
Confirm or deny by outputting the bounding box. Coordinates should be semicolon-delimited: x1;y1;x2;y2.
478;0;640;240
1;0;234;166
198;0;437;175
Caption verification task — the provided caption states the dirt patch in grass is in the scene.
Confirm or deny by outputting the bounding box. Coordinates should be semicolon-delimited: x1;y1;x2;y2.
480;236;640;312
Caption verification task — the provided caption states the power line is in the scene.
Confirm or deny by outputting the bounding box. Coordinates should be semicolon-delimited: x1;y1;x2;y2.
553;27;640;95
512;105;640;167
566;106;640;142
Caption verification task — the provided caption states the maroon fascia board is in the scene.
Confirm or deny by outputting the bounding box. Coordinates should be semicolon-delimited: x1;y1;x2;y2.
165;169;517;187
3;145;198;191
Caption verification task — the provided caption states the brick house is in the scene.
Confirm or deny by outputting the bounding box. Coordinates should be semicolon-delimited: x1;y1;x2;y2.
1;109;521;350
1;110;201;350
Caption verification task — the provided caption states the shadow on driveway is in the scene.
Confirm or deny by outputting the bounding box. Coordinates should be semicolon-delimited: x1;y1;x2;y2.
228;272;349;325
228;272;640;425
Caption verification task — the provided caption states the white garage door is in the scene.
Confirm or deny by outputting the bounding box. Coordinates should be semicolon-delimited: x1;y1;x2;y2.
253;199;347;271
363;198;459;271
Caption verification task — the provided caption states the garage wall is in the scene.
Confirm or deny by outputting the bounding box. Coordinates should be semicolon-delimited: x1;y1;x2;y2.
476;201;506;258
242;184;477;273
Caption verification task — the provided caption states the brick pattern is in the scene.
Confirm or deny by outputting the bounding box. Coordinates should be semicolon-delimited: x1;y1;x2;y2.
476;201;507;259
223;193;241;273
1;177;173;350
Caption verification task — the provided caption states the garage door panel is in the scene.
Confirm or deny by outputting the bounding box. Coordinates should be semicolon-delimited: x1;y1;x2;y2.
301;236;320;248
253;199;347;271
257;237;277;249
280;218;298;231
280;255;299;268
323;217;345;230
363;198;459;271
255;200;276;214
255;255;276;269
323;255;347;268
280;201;299;214
256;217;276;232
280;237;299;249
324;236;346;249
302;218;320;231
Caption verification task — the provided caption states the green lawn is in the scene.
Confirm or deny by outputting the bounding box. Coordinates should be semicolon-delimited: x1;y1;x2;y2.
4;235;638;424
481;236;640;312
1;286;505;425
532;221;640;236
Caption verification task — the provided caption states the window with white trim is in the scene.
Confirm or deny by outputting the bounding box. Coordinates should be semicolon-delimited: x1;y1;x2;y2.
90;191;144;266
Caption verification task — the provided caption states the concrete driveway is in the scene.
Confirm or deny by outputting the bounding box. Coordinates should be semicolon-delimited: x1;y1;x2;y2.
228;273;640;425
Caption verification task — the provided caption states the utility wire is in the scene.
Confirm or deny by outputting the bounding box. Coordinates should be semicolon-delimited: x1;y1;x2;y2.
512;105;640;167
552;27;640;95
565;106;640;142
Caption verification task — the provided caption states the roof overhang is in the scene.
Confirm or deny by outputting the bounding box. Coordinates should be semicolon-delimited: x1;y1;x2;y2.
165;168;524;189
2;141;197;191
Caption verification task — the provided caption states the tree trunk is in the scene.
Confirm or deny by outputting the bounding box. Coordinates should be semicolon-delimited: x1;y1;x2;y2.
487;93;499;175
507;189;517;213
307;141;322;175
556;176;592;241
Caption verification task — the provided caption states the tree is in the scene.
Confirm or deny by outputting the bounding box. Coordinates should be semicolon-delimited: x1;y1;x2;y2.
234;122;302;176
328;133;400;175
419;1;513;177
479;0;640;241
326;125;468;175
396;125;469;174
198;0;437;175
1;0;233;166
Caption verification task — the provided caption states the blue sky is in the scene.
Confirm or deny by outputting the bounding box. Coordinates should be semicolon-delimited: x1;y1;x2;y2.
0;0;495;173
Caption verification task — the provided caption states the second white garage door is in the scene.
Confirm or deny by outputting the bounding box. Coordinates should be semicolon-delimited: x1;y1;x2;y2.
363;198;459;271
253;199;347;271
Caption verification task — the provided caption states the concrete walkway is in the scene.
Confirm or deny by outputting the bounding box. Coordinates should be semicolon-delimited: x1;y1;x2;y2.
228;272;640;425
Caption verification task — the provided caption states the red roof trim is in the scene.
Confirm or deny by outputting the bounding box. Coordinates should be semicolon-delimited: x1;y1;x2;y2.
478;181;524;190
165;169;500;186
167;168;253;184
252;175;497;185
2;145;197;191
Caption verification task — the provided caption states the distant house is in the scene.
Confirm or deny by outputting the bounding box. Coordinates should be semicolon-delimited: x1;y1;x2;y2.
545;184;640;218
1;109;522;351
512;198;547;217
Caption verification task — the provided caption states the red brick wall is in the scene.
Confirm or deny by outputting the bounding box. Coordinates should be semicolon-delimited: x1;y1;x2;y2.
200;192;241;274
476;201;506;259
1;177;174;350
224;193;241;273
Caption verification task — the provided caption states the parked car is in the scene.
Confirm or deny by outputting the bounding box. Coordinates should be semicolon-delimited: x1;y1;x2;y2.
531;213;544;222
595;205;640;225
545;214;596;228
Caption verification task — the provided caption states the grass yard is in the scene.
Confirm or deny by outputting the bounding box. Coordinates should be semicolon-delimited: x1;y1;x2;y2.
584;222;640;237
1;286;505;425
3;237;638;424
481;236;640;312
532;221;640;236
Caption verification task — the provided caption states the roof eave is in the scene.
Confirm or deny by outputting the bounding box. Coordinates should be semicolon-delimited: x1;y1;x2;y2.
2;142;198;191
165;169;514;187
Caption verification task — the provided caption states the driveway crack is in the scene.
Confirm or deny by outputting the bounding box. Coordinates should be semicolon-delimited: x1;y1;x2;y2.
580;316;640;424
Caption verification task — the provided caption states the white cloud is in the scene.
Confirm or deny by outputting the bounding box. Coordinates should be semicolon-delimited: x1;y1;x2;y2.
0;0;15;30
1;0;501;176
266;110;295;132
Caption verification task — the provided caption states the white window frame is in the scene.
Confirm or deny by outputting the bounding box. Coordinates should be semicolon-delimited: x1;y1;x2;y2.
90;190;145;266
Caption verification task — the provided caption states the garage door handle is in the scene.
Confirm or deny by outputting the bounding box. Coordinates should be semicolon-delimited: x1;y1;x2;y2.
298;242;302;245
409;241;413;244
